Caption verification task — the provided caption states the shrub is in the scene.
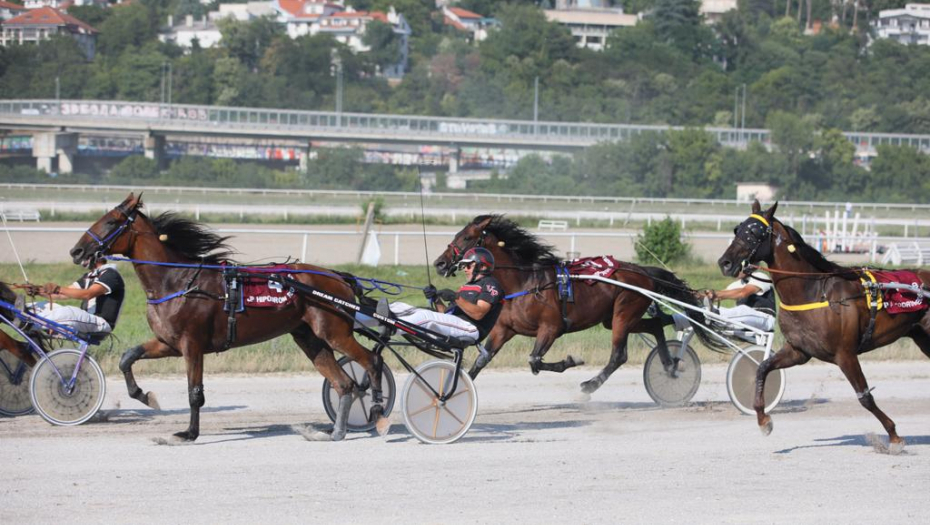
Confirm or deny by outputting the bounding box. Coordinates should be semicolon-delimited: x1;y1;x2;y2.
635;216;691;265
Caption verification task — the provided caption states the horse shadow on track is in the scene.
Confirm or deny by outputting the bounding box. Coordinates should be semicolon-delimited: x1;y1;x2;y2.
775;434;930;455
91;405;247;425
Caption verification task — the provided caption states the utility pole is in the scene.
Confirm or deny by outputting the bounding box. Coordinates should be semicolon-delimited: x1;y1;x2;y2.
741;83;747;144
533;76;539;135
167;61;173;106
336;56;343;127
55;76;60;104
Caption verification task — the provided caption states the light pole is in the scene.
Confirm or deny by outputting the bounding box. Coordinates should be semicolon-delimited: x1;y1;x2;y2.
533;76;539;135
55;75;60;105
167;61;173;106
740;83;747;144
335;56;343;126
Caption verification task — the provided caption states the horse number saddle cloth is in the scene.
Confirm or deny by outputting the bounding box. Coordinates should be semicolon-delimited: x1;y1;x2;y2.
224;265;297;312
567;256;623;285
864;270;929;315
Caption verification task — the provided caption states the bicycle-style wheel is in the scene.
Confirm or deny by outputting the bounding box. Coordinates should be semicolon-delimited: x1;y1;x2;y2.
401;360;477;445
0;349;34;417
321;356;395;432
643;341;702;407
30;349;106;426
726;346;785;416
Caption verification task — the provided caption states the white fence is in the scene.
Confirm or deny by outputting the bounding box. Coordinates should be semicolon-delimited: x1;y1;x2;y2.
882;242;930;266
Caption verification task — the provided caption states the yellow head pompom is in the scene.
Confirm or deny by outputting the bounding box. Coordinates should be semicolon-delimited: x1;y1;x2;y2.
497;241;506;247
159;234;169;242
787;244;796;253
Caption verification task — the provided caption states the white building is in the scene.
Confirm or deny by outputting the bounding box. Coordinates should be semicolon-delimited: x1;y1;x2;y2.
22;0;107;8
700;0;737;24
543;7;637;51
442;6;496;43
0;1;27;22
871;3;930;45
159;14;223;49
0;6;97;59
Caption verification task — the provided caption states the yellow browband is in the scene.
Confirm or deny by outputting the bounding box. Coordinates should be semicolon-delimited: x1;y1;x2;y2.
749;214;770;227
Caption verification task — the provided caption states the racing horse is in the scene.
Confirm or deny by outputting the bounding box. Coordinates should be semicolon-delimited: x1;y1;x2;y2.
718;200;930;448
70;193;388;442
435;215;723;394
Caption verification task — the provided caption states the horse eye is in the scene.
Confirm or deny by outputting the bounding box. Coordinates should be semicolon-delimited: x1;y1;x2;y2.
464;236;472;242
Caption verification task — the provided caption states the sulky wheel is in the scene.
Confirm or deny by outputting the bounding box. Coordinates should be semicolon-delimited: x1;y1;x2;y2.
401;360;478;445
29;349;106;426
322;356;395;432
0;349;34;417
643;341;702;407
726;346;785;416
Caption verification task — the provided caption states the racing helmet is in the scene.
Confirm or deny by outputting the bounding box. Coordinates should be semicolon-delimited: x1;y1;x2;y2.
458;247;495;275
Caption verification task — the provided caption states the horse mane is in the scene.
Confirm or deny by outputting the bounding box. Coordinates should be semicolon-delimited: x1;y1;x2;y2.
150;212;236;263
475;215;562;266
780;222;858;280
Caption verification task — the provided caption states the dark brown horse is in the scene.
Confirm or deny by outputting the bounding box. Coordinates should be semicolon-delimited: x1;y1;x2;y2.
718;200;930;448
434;215;722;394
70;193;387;442
0;282;37;367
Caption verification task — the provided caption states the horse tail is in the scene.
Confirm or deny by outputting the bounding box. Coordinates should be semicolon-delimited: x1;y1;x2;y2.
640;266;728;352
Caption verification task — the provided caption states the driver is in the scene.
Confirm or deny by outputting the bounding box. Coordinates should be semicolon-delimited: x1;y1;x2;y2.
387;247;504;343
701;269;775;332
24;258;125;335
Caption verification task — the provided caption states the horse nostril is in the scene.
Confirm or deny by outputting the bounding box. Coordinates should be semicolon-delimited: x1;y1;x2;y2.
70;247;83;259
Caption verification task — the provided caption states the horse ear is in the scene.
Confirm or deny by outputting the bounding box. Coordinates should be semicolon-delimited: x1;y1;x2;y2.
474;216;494;230
751;199;761;214
119;192;136;209
765;201;779;219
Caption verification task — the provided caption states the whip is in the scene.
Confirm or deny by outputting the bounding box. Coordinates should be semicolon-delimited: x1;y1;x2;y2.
1;212;30;284
417;166;433;288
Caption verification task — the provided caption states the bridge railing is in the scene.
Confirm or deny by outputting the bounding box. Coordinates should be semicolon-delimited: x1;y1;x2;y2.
3;99;930;152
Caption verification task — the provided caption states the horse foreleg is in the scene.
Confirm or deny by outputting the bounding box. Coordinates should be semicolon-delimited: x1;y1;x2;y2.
755;345;809;436
119;339;178;410
835;350;903;446
469;327;514;379
529;327;583;375
173;342;206;442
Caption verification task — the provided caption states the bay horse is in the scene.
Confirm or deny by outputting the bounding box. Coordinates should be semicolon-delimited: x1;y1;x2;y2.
70;193;387;442
718;200;930;448
434;215;724;394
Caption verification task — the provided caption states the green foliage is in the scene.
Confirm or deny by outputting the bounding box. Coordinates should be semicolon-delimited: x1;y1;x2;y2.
108;156;159;182
363;21;402;71
635;216;691;265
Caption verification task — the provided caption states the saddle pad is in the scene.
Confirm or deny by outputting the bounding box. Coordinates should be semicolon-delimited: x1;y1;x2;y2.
239;265;296;308
871;270;928;314
567;256;622;285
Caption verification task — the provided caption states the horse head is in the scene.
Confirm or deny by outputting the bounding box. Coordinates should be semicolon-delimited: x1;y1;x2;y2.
70;192;144;267
434;215;496;277
718;200;779;277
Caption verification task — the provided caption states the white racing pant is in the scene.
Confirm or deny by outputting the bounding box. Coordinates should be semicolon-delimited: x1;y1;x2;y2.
32;303;111;335
672;305;775;332
388;302;479;342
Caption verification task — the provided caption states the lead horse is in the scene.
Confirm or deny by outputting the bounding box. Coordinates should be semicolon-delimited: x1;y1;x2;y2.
435;215;723;394
70;194;387;442
719;200;930;448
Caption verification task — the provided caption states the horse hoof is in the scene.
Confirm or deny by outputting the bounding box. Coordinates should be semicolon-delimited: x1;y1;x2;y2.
889;439;906;456
580;380;599;394
375;417;391;437
145;392;161;410
567;355;585;367
759;419;773;437
172;430;197;442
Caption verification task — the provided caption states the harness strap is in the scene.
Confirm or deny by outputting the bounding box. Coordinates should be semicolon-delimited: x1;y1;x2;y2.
778;300;830;311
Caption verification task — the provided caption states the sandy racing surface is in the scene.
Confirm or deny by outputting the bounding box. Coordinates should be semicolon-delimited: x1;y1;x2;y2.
2;361;929;524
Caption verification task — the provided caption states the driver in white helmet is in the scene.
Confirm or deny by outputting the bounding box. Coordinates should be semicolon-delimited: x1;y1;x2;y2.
388;247;504;343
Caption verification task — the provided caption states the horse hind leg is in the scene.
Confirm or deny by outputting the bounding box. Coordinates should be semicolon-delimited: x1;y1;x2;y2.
528;326;584;375
834;350;904;448
291;326;367;441
468;327;514;380
119;339;180;410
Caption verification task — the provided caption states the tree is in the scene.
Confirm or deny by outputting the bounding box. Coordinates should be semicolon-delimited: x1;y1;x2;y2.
217;16;284;73
97;3;157;56
109;156;158;183
362;21;401;73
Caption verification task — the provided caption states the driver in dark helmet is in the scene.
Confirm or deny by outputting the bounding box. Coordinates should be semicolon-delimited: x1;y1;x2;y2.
387;247;505;343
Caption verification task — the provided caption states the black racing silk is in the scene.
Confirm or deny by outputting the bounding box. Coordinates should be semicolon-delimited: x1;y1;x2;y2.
453;274;504;340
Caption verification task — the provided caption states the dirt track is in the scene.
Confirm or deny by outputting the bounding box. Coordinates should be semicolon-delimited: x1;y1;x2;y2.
2;361;929;524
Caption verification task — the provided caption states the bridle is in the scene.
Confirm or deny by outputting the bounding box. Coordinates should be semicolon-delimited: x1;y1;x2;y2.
84;204;140;262
732;213;774;270
445;227;488;269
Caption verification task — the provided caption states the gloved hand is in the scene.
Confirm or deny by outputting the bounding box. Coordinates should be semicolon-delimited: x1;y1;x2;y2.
23;283;41;296
42;282;61;295
438;289;457;302
423;284;438;302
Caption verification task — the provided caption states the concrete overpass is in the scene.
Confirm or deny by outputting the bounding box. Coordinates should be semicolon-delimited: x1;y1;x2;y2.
2;99;930;173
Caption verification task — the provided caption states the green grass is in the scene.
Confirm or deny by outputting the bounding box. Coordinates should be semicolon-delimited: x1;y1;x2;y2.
2;262;924;378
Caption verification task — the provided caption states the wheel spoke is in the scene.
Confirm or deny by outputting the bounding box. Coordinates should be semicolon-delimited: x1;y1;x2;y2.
440;405;466;426
407;402;436;418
